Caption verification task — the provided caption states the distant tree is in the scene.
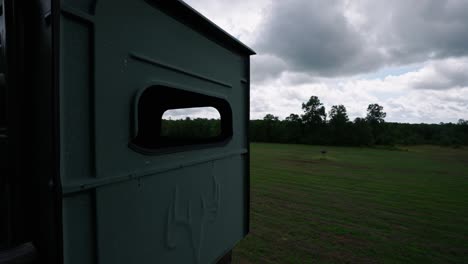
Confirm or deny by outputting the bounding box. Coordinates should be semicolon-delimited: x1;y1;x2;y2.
262;114;279;142
366;104;386;124
328;105;351;145
366;104;387;144
263;114;279;121
285;113;301;123
329;105;349;125
456;119;468;146
284;113;303;143
352;117;374;145
301;96;326;126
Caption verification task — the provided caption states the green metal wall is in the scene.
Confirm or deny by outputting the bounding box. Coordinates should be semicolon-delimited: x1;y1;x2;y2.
59;0;250;263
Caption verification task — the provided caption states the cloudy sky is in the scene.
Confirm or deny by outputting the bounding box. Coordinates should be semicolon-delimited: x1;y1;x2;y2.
184;0;468;123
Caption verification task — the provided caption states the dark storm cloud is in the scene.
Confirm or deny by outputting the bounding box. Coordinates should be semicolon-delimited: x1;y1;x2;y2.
251;54;288;83
361;0;468;63
251;54;318;85
254;0;382;77
253;0;468;81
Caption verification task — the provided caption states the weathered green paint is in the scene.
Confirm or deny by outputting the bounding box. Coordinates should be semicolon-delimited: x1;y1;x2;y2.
59;0;253;263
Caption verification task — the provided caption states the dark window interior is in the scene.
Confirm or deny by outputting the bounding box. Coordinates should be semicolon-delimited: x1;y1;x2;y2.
0;74;6;250
0;73;5;164
0;12;6;249
130;86;233;153
0;73;5;131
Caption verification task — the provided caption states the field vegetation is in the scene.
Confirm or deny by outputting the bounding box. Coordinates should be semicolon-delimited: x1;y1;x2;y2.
233;143;468;263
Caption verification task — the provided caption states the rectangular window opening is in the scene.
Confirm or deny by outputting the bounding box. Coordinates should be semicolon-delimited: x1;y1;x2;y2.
130;85;233;154
161;107;221;139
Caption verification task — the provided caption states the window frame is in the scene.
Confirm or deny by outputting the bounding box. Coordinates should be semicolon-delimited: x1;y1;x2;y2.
129;83;233;155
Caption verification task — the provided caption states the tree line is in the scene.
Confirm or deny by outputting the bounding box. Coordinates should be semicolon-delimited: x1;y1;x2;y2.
251;96;468;146
161;118;221;139
160;96;468;146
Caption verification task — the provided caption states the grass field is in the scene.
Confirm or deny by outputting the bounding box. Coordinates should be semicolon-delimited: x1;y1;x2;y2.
233;143;468;263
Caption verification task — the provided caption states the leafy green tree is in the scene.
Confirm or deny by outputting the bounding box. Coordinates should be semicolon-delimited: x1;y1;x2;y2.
263;114;279;142
366;104;386;124
328;105;351;145
329;105;349;125
263;114;279;121
365;104;387;144
352;117;374;145
284;113;303;143
457;119;468;145
285;113;301;123
301;96;326;126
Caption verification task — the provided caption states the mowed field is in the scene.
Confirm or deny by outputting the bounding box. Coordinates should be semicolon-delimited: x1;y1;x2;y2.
233;143;468;263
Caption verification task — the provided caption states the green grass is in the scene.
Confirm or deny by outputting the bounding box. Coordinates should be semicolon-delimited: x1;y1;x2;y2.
233;143;468;263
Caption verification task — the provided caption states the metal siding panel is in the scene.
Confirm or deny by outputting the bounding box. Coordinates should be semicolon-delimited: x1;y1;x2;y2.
92;0;245;178
60;16;95;182
62;0;96;14
63;193;95;264
59;0;251;262
96;157;245;263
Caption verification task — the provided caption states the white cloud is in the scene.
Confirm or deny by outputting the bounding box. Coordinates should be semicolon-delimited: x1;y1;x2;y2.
162;107;221;120
183;0;270;45
182;0;468;123
250;58;468;123
409;58;468;90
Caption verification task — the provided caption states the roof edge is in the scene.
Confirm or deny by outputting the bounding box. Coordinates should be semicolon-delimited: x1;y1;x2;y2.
145;0;256;56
